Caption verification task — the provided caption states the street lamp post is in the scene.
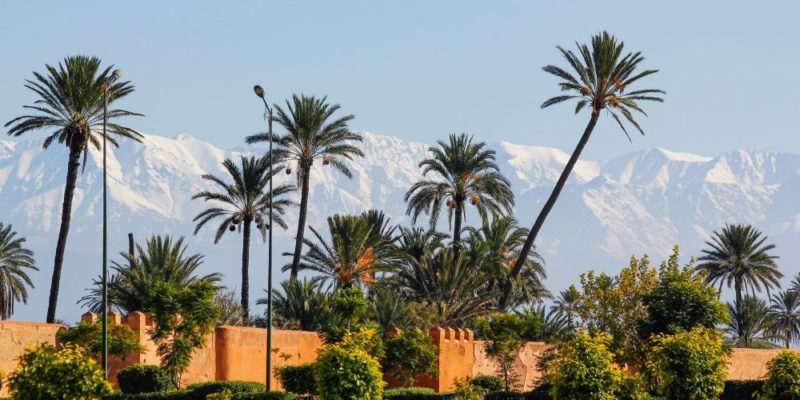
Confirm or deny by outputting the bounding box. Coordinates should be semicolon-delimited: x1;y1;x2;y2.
253;84;274;391
102;68;122;378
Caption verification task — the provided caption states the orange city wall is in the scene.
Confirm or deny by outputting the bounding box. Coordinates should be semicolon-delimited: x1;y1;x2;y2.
1;317;797;395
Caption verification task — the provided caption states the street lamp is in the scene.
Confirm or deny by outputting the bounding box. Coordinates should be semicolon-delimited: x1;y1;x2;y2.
102;68;122;378
253;84;274;391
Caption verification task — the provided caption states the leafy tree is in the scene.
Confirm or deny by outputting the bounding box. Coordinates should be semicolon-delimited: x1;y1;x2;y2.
509;32;664;309
214;289;248;326
261;277;329;331
697;224;782;317
193;155;293;321
639;250;728;339
246;94;363;279
5;56;142;323
314;328;384;400
81;235;221;313
58;320;143;359
0;223;37;320
145;280;219;387
295;210;397;288
321;287;378;346
545;332;622;400
725;295;776;348
757;351;800;400
405;133;513;255
7;344;112;400
767;290;800;348
383;328;438;387
474;313;527;391
650;328;728;400
368;284;411;334
465;216;548;310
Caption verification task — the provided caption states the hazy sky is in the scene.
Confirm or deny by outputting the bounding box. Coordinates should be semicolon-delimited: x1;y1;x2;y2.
1;1;799;160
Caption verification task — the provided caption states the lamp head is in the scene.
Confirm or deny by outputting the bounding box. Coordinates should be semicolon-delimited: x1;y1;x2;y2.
253;85;265;99
111;69;123;82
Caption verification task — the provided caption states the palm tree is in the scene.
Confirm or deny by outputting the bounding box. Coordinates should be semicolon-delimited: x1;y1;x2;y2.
260;277;329;331
696;224;782;315
80;235;221;313
293;211;397;289
767;290;800;348
405;133;513;255
246;95;363;279
0;223;38;320
5;56;142;322
192;156;294;320
725;295;775;348
508;32;664;307
465;216;549;310
551;286;581;332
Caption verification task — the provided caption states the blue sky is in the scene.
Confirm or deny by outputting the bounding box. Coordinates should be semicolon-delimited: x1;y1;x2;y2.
1;1;799;159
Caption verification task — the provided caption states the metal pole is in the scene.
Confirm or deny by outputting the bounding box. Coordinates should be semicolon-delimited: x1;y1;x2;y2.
101;84;109;378
266;102;274;392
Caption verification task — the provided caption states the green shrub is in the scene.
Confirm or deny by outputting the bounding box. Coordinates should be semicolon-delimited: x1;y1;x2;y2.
8;343;112;400
103;390;192;400
277;364;317;395
470;376;504;393
544;332;622;400
721;380;763;400
484;392;526;400
118;365;175;394
314;329;384;400
525;384;552;400
382;387;455;399
383;328;438;387
757;351;800;400
231;393;296;400
650;328;727;400
185;381;265;398
59;321;145;360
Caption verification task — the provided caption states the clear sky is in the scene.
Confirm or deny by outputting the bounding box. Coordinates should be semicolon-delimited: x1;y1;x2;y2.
1;1;799;160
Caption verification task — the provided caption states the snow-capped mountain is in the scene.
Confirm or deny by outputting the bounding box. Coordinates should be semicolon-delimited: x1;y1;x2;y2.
2;132;799;322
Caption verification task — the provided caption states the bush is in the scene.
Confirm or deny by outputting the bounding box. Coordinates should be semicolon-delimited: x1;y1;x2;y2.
276;364;317;395
721;380;763;400
757;351;800;400
384;387;454;399
525;384;552;400
59;321;145;360
314;329;384;400
470;376;504;393
231;393;296;400
185;381;265;398
118;365;176;394
383;328;438;387
650;328;727;400
8;343;112;400
103;391;191;400
484;392;526;400
544;332;622;400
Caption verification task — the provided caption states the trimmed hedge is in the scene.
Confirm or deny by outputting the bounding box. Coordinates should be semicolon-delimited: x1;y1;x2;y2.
231;393;296;400
470;375;504;393
104;381;270;400
276;363;317;395
484;392;527;400
118;365;175;394
185;381;265;398
720;380;763;400
383;387;456;399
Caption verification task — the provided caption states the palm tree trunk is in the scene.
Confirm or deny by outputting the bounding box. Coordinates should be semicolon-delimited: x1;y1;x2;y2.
500;113;600;309
452;202;463;257
46;142;84;323
290;167;311;280
241;218;252;323
735;279;743;317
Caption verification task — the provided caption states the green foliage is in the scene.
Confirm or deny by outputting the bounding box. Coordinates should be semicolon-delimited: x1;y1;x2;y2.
117;365;175;394
757;351;800;400
102;389;295;400
650;328;727;400
206;390;232;400
544;332;622;400
276;363;317;395
453;377;484;400
230;393;296;400
185;381;264;398
721;380;764;400
383;328;438;387
8;343;112;400
483;392;526;400
639;254;728;339
0;223;37;320
314;328;385;400
58;321;144;359
321;287;377;345
146;280;220;387
725;295;775;348
266;277;329;331
469;375;504;393
384;387;454;399
475;313;527;391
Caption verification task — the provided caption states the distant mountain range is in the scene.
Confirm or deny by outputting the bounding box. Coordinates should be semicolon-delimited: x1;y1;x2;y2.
2;132;799;322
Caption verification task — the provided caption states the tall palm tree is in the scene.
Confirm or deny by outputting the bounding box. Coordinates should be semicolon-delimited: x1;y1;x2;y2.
260;277;329;331
696;224;782;315
465;216;549;310
724;295;775;348
405;133;513;255
246;94;363;279
0;223;38;320
5;56;142;322
192;156;294;320
551;286;581;333
80;235;221;313
508;32;663;307
293;210;397;289
767;290;800;348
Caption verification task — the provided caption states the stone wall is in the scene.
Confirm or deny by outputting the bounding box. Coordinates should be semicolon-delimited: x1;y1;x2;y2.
473;341;550;391
0;320;65;397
